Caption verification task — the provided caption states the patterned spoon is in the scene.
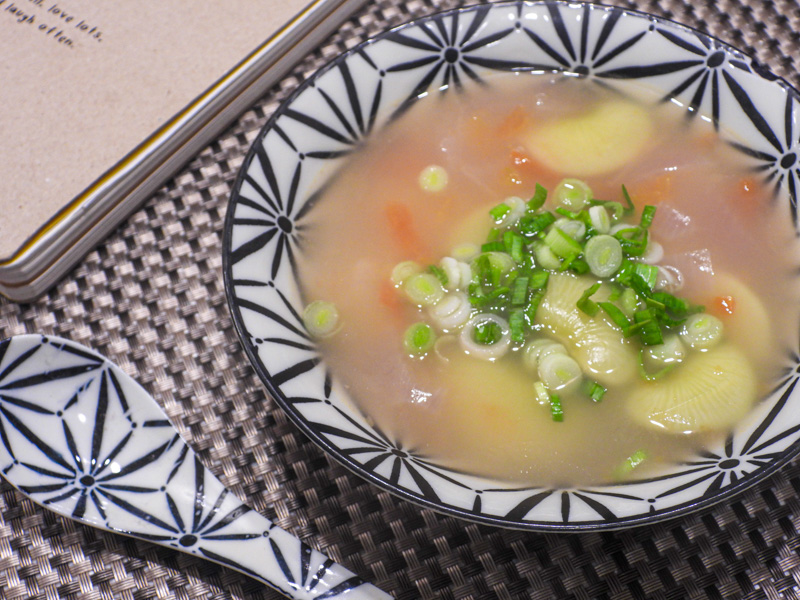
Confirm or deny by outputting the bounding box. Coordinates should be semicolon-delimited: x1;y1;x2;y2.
0;334;392;600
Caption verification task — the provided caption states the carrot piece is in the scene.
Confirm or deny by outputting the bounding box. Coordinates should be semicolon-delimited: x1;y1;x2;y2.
709;295;736;317
502;147;560;190
384;202;427;260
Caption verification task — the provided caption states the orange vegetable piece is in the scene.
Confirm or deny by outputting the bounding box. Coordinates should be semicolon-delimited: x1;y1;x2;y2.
384;202;428;261
709;295;736;317
502;147;560;191
378;279;406;324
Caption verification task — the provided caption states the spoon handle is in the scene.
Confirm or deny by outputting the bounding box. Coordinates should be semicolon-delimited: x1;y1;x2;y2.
0;334;391;600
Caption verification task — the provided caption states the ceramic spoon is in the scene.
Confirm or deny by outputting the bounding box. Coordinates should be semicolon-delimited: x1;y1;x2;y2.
0;334;392;600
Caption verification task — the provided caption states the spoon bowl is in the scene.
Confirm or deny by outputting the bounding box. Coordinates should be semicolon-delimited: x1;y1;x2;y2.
0;334;391;600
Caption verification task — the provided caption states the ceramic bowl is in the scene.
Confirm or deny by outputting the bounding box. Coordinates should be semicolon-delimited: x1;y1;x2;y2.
223;1;800;530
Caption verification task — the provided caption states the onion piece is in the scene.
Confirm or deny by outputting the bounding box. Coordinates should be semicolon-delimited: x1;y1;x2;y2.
429;292;472;331
459;314;511;361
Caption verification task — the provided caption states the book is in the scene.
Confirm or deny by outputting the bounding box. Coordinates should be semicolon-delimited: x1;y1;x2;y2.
0;0;368;301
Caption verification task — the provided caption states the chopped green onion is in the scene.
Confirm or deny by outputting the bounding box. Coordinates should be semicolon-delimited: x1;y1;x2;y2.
679;313;723;349
451;243;480;262
487;227;502;242
533;242;562;270
651;291;703;317
509;309;526;343
527;183;548;212
468;284;510;308
419;165;448;192
577;283;601;317
584;234;623;278
640;205;657;229
544;227;583;262
549;393;564;422
303;301;340;338
538;353;582;392
533;381;551;406
641;334;685;372
504;230;525;264
473;320;503;345
614;227;649;257
645;297;666;312
403;273;445;306
619;287;639;317
621;184;635;215
569;258;590;275
391;260;422;285
613;449;648;479
481;241;506;253
524;288;546;323
528;270;550;290
428;264;449;287
582;379;606;403
638;348;676;381
588;205;611;233
472;252;515;287
633;309;664;346
403;322;436;356
555;178;593;211
632;263;659;292
599;301;631;334
554;217;587;241
489;202;512;221
591;199;625;222
511;277;529;306
523;338;568;371
518;212;556;237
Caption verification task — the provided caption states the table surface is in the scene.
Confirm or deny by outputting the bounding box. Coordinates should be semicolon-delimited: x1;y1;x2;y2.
3;0;800;598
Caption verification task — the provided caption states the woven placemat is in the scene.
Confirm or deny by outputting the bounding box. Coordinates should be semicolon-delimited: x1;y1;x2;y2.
3;0;800;598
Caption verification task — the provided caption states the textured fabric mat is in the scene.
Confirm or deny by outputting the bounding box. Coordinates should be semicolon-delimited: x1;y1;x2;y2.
3;0;800;598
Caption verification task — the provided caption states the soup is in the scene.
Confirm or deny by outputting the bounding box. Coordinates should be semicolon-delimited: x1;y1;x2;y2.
298;73;799;486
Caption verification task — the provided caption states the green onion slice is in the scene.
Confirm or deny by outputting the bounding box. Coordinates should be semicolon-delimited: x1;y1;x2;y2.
549;393;564;422
640;205;657;229
585;234;623;278
577;283;601;316
599;301;631;334
490;202;512;221
509;309;526;343
403;322;437;356
582;379;606;402
403;273;445;306
621;184;635;215
544;227;583;262
633;309;664;346
303;301;340;339
528;183;548;212
613;449;649;479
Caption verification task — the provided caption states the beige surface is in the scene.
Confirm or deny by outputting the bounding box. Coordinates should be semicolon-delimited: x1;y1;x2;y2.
0;0;309;260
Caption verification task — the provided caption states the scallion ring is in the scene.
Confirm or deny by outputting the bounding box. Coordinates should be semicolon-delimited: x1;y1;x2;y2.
303;301;340;339
460;314;511;360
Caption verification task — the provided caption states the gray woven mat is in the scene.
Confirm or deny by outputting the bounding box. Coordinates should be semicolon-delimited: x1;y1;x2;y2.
3;0;800;598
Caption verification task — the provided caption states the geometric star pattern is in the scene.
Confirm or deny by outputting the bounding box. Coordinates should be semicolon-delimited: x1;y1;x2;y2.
0;334;390;599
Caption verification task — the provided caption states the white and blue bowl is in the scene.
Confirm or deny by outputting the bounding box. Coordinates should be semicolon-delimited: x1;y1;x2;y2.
223;1;800;530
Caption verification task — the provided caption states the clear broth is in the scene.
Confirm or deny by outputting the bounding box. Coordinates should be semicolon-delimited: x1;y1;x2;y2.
298;73;799;486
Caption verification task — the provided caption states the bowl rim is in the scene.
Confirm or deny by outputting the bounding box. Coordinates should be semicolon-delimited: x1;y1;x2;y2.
223;0;800;531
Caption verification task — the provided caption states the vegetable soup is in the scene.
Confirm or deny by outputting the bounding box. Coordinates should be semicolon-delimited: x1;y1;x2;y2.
298;72;800;486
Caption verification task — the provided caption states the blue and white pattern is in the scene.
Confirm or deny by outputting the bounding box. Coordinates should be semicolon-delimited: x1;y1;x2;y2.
0;335;391;600
224;1;800;530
